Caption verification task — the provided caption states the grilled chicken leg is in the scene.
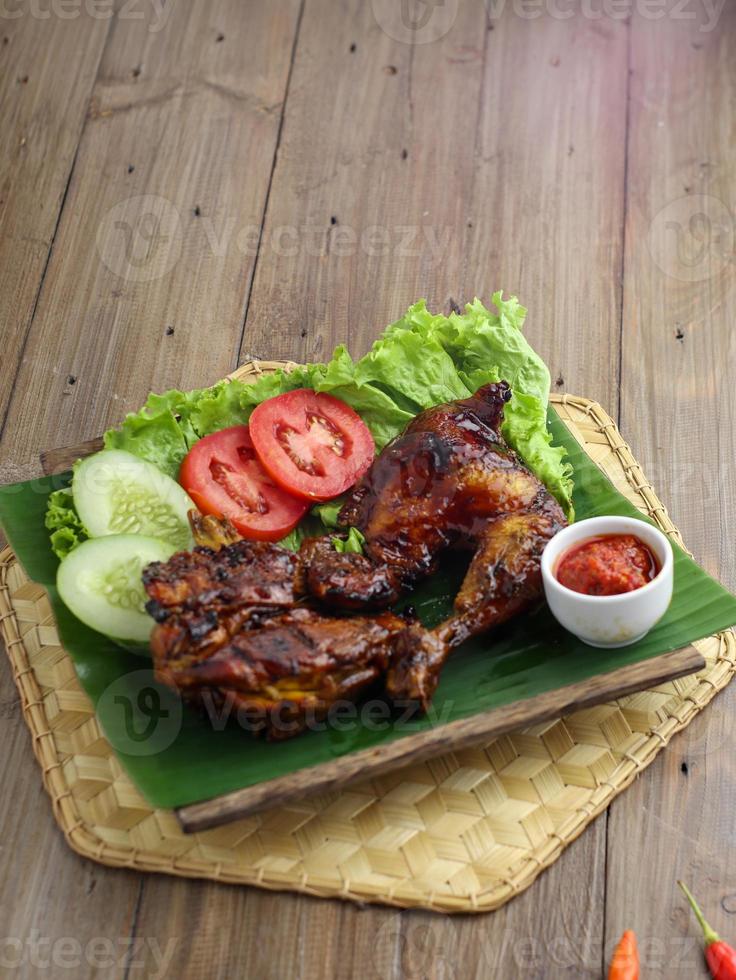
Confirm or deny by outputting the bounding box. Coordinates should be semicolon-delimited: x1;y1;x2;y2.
305;381;567;704
385;509;561;709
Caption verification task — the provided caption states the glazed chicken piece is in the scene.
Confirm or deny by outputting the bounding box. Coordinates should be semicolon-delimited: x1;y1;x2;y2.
297;535;403;609
143;541;407;738
307;381;567;708
144;538;299;618
180;513;399;610
152;606;405;739
385;508;562;709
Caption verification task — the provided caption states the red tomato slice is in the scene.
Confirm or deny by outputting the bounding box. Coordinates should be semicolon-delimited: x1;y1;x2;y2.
179;425;308;542
248;389;375;502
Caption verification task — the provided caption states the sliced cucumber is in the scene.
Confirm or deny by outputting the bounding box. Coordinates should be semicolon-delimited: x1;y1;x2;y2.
73;449;194;551
57;534;175;643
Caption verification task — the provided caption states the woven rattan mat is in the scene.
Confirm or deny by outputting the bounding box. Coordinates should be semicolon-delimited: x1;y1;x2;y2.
1;389;734;913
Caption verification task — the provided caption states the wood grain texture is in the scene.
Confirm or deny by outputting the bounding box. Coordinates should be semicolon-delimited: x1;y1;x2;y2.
0;15;145;977
242;0;488;365
0;11;109;472
40;435;104;475
608;6;736;978
241;1;628;412
0;0;303;482
178;645;704;832
458;13;628;411
2;0;734;977
123;830;607;979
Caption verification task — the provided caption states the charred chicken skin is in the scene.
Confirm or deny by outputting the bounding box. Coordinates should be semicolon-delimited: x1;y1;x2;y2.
304;381;567;708
143;542;406;738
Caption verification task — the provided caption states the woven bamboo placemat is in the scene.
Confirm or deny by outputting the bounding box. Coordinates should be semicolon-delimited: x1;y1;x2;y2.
1;381;733;913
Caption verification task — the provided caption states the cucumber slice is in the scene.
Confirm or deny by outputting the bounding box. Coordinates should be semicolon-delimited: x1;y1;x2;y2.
73;449;194;551
57;534;175;643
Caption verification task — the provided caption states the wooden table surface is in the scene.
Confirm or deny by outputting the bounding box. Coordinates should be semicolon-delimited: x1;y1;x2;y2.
1;2;734;977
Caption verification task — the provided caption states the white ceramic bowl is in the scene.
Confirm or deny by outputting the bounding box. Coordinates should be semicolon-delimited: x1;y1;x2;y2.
541;516;674;648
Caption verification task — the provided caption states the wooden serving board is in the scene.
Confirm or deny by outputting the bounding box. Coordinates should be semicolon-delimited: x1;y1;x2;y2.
176;645;703;831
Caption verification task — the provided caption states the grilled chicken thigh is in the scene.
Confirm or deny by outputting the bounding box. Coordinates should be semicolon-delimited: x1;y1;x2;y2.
385;508;562;709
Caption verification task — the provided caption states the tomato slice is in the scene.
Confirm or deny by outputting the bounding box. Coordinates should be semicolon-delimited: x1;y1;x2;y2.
179;425;308;542
248;389;375;502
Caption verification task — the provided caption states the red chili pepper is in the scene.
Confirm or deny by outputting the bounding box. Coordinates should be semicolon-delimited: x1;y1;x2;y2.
679;881;736;980
608;929;640;980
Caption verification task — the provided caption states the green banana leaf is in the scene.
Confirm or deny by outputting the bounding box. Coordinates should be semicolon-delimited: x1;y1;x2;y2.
1;409;735;810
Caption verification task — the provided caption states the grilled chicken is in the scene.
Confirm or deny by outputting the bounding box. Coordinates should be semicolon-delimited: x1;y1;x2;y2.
144;381;566;729
144;539;299;617
155;607;404;739
297;535;402;609
306;381;567;707
385;509;562;709
143;541;406;738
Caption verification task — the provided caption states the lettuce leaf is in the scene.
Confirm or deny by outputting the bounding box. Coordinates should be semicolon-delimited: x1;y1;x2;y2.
311;499;344;528
378;293;574;517
45;487;88;560
278;519;365;555
354;325;471;410
332;527;366;554
52;292;573;560
102;388;205;479
276;512;326;552
308;348;414;450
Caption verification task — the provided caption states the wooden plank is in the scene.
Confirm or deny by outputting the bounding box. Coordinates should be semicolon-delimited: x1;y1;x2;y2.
240;0;487;364
0;0;303;483
241;3;628;414
122;883;305;980
459;13;629;412
125;880;403;979
124;823;607;978
40;435;104;475
0;15;144;975
178;645;703;832
0;3;303;978
0;10;109;471
609;6;736;978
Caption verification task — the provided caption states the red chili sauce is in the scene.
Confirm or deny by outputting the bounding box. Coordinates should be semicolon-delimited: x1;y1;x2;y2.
555;533;660;596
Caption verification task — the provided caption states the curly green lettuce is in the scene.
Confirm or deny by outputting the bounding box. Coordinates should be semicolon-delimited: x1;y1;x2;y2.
51;292;573;559
45;487;89;560
378;294;574;517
